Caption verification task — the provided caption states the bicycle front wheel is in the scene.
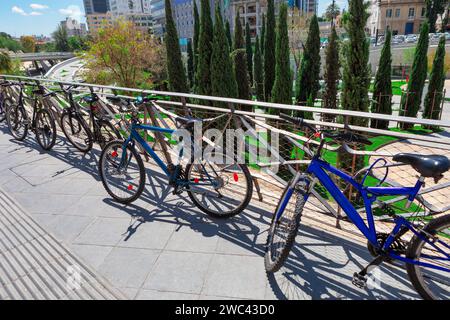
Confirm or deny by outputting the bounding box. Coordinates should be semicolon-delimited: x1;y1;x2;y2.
35;109;57;150
99;140;146;204
406;214;450;300
185;160;253;218
61;113;93;152
6;104;28;141
96;119;122;150
265;181;308;273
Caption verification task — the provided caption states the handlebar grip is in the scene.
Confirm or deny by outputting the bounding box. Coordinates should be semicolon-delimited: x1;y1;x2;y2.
279;113;315;131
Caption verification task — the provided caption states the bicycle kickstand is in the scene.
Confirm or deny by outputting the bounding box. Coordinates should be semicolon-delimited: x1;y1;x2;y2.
352;255;385;289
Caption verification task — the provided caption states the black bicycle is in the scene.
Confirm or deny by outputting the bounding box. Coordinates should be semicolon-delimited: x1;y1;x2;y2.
6;81;57;150
0;80;16;123
59;85;121;152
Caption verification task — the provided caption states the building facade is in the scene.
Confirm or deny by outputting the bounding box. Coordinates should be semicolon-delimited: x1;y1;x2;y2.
367;0;427;36
86;12;114;33
151;0;166;36
83;0;110;14
109;0;153;33
60;18;88;37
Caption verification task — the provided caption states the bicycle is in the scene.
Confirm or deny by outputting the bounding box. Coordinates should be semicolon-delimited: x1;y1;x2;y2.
6;81;57;150
59;84;121;152
0;80;16;122
265;113;450;300
98;95;253;219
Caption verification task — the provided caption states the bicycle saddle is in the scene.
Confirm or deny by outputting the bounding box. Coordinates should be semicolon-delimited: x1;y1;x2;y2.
393;153;450;180
324;131;373;146
175;116;203;129
82;95;98;103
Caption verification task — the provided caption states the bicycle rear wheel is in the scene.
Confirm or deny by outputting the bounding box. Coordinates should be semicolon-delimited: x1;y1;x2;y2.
96;119;122;149
406;214;450;300
61;113;93;152
35;109;57;150
99;140;146;204
265;180;309;273
6;104;28;141
185;158;253;218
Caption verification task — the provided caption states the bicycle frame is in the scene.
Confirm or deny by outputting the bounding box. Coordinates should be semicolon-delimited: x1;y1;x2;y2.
278;156;450;273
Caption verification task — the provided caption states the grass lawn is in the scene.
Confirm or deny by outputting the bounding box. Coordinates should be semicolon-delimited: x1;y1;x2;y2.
369;80;406;96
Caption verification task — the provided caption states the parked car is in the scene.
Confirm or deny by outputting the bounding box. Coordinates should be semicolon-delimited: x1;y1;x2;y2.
392;35;405;44
405;35;417;43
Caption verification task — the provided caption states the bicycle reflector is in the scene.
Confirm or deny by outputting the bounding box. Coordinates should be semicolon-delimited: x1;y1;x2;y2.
233;173;239;182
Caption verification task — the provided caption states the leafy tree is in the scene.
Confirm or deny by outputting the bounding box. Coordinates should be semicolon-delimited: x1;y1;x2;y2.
68;36;88;51
324;2;341;21
187;40;195;89
260;14;265;57
53;25;70;52
225;20;232;49
426;0;446;33
370;30;392;129
211;3;237;105
0;33;23;52
164;0;188;93
341;0;371;126
83;20;166;88
253;35;264;101
399;22;429;127
264;0;276;101
0;52;12;73
20;36;36;53
295;15;321;118
423;36;446;121
245;22;253;83
233;12;251;102
271;3;292;108
441;8;449;32
195;0;214;96
193;0;200;69
323;26;340;121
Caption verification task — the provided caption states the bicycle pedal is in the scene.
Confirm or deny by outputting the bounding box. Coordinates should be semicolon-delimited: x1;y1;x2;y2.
352;272;367;289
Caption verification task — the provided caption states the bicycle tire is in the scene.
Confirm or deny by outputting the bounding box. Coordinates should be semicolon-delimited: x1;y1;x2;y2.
0;97;11;122
406;214;450;300
99;140;146;204
61;112;93;152
96;119;122;150
265;183;308;273
185;161;253;219
35;109;57;151
6;104;28;141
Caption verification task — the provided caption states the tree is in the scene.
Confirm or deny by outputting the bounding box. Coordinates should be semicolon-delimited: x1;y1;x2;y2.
399;22;429;127
324;2;341;21
271;3;292;107
211;3;238;105
53;25;70;52
195;0;214;96
68;36;88;51
0;52;12;73
187;40;195;89
323;26;340;121
0;33;22;52
83;20;166;88
295;14;321;118
245;22;253;83
264;0;276;101
423;36;446;121
426;0;446;33
288;7;309;70
341;0;371;127
164;0;188;93
225;20;232;49
260;14;265;57
193;0;200;69
253;35;264;101
233;12;251;102
370;30;392;129
20;36;36;53
441;8;449;32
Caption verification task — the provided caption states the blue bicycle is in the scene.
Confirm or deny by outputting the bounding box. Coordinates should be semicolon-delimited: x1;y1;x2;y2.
98;96;253;218
265;113;450;300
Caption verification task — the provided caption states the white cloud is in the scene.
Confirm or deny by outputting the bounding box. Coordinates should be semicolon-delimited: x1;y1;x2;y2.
29;11;43;16
12;6;28;16
59;5;82;20
30;4;49;10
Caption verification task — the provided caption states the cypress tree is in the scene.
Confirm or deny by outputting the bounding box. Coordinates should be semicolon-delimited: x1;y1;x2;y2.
400;22;429;128
295;15;321;118
341;0;371;126
164;0;188;93
253;35;264;101
271;3;291;108
264;0;276;101
225;20;232;50
370;29;392;130
423;35;446;121
187;40;194;89
211;3;237;105
234;12;244;49
260;14;266;57
233;12;251;102
195;0;214;96
323;26;340;122
193;1;200;69
245;22;253;83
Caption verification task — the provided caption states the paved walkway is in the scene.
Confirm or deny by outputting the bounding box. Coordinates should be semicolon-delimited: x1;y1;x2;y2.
0;125;420;300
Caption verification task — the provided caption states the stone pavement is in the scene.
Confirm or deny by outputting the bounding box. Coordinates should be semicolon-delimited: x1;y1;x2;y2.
0;125;420;300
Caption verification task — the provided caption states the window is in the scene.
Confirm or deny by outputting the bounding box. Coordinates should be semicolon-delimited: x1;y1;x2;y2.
386;9;392;18
408;8;415;18
395;8;400;17
421;7;425;17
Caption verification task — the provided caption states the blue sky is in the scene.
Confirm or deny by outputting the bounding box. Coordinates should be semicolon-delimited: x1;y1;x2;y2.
0;0;345;37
